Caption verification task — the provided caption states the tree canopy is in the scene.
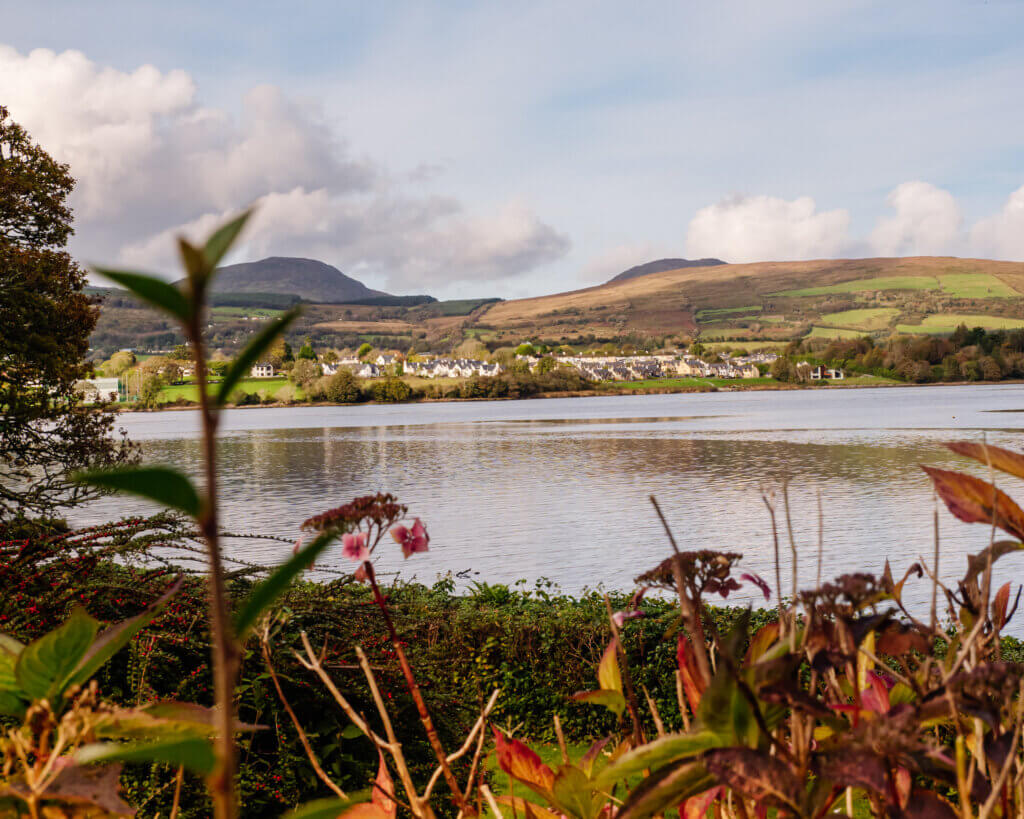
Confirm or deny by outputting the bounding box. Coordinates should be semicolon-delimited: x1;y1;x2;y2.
0;106;133;523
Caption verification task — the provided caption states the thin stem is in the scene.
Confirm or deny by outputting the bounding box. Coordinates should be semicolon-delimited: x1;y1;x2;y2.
365;563;471;814
188;315;239;819
261;630;347;798
604;594;646;746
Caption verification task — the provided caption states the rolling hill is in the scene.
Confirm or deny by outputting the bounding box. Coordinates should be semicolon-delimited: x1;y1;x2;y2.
475;256;1024;343
196;257;389;303
607;257;726;284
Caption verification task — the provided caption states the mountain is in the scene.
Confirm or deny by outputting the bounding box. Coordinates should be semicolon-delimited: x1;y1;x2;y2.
482;256;1024;340
607;257;727;284
197;257;390;303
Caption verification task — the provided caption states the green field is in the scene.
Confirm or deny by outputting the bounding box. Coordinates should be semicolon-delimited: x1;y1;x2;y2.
696;304;761;321
774;275;939;297
807;326;868;339
938;273;1019;298
817;307;899;331
210;306;285;318
609;376;775;390
155;376;296;403
897;313;1024;334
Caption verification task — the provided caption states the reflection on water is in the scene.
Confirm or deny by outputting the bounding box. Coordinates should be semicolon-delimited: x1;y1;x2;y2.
77;384;1024;618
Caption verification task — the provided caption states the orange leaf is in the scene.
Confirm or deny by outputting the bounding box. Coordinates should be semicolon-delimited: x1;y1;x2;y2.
947;441;1024;482
744;622;780;664
372;750;396;819
598;638;622;694
496;795;563;819
993;582;1012;630
493;728;555;797
340;805;390;819
677;635;705;713
681;786;724;819
921;466;1024;542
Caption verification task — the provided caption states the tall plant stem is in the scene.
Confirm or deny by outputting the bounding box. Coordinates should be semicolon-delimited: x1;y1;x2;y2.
189;321;239;819
364;563;472;814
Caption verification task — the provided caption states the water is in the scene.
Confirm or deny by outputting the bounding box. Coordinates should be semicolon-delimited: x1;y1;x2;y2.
73;384;1024;615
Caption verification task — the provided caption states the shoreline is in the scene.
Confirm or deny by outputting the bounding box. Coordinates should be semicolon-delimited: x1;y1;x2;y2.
110;375;1009;413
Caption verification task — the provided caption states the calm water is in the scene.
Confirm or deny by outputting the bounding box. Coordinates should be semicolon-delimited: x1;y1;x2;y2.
74;384;1024;614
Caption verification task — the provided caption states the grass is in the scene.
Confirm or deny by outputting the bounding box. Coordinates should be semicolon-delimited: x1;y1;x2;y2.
156;376;297;403
939;273;1019;298
817;307;899;331
806;326;868;339
608;376;775;390
210;306;285;318
773;275;939;297
897;313;1024;334
696;305;761;321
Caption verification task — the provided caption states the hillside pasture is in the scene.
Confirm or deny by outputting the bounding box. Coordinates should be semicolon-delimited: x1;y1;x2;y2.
896;314;1024;335
807;326;867;339
817;307;899;331
774;275;939;297
938;273;1019;298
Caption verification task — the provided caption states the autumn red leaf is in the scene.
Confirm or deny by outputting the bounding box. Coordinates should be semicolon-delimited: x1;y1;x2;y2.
946;441;1024;482
921;466;1024;542
677;635;705;713
492;727;556;798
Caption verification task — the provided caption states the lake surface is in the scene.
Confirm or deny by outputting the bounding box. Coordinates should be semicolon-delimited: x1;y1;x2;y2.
74;385;1024;615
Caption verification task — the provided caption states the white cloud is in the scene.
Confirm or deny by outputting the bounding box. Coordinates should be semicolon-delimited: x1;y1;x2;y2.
868;181;963;256
686;194;850;262
574;243;670;284
0;45;568;292
120;190;569;290
970;184;1024;261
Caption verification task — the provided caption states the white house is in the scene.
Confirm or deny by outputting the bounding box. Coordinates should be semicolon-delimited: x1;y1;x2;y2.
375;354;396;366
74;377;121;403
250;363;275;378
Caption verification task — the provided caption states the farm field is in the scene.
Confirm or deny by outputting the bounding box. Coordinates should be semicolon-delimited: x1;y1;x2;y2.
938;273;1019;298
696;304;761;321
774;275;939;297
817;307;899;330
155;376;296;403
210;306;285;318
896;314;1024;334
807;326;867;339
609;376;776;390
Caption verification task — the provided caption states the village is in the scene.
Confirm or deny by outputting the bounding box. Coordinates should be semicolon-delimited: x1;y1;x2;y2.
74;348;803;403
247;349;783;382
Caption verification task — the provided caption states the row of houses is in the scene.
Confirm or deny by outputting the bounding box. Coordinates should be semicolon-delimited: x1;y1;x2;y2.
405;358;502;379
547;351;776;382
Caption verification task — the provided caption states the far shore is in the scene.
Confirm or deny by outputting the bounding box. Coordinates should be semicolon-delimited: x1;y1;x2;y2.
109;374;1009;413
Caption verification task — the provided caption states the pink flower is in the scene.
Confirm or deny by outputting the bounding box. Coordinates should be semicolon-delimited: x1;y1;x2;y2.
342;531;370;562
391;518;429;559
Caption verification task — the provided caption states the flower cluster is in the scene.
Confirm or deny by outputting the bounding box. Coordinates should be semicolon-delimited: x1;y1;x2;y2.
301;494;429;568
301;494;407;536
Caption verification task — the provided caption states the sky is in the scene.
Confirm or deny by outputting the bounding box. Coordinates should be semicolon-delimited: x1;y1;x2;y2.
3;0;1024;300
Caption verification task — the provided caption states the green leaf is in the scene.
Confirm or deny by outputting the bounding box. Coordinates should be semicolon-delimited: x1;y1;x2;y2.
204;208;253;271
76;736;217;775
234;532;336;636
0;639;27;717
616;760;714;819
16;608;99;701
216;307;301;406
594;731;721;790
552;765;600;819
571;688;626;716
178;237;208;281
68;580;182;690
76;466;201;518
91;268;191;324
283;798;364;819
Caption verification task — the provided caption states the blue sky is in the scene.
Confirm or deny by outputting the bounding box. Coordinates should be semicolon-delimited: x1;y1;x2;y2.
3;1;1024;298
